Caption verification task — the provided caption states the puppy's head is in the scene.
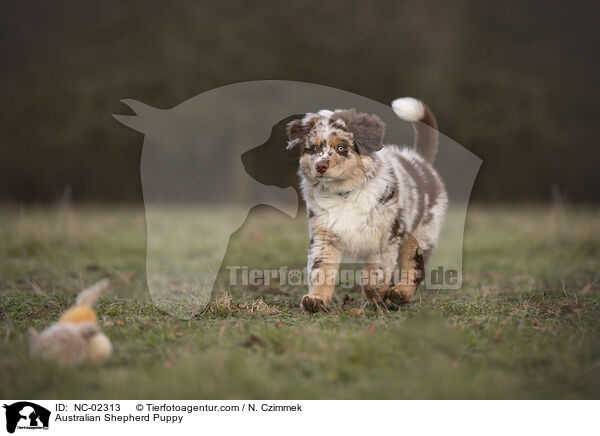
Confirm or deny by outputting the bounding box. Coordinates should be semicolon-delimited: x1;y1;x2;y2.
286;109;385;189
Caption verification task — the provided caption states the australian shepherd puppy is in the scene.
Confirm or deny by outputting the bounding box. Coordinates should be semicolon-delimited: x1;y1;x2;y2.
286;98;447;312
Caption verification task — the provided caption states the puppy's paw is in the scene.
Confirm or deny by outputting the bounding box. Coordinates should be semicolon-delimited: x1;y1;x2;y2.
363;285;389;304
385;284;416;308
300;294;328;313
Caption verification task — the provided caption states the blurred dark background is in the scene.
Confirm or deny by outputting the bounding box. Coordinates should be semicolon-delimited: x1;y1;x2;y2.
1;0;598;204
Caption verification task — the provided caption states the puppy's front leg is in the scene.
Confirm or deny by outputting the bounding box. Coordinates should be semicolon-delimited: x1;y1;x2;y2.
301;235;342;313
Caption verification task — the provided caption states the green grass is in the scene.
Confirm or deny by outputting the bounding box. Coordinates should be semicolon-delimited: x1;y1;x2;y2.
0;204;599;399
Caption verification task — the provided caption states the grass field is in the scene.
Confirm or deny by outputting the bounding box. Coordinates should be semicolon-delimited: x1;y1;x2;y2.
0;205;599;399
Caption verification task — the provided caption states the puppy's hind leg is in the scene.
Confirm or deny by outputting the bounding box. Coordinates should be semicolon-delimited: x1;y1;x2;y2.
387;235;424;307
362;245;398;307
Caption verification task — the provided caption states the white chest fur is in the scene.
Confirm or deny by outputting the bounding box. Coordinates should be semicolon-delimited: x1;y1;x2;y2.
306;172;395;257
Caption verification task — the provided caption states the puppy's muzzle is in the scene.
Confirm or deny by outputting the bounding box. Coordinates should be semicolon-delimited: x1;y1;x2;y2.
315;160;329;174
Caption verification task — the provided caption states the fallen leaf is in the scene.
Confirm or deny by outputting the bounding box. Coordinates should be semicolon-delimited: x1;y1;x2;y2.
244;335;264;347
120;272;136;282
488;272;502;281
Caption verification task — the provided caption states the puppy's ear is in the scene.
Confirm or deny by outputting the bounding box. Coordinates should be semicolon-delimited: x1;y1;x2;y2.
333;109;385;154
285;119;307;150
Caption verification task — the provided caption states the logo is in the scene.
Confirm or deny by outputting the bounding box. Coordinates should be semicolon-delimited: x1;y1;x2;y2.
3;402;50;434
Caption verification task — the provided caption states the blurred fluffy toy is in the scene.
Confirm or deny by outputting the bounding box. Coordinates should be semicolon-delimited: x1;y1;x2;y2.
28;279;112;367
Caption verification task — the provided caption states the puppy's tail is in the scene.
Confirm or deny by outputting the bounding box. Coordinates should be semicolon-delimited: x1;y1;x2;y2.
391;97;439;164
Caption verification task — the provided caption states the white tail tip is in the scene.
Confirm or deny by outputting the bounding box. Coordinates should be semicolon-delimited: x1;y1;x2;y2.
391;97;425;122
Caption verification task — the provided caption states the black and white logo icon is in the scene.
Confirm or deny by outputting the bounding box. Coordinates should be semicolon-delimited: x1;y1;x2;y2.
3;402;50;434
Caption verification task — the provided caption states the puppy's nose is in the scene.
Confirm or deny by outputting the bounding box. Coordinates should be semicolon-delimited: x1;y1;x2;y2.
315;160;329;174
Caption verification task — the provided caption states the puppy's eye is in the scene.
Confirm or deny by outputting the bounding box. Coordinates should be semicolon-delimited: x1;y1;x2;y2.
337;145;347;153
311;144;320;151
